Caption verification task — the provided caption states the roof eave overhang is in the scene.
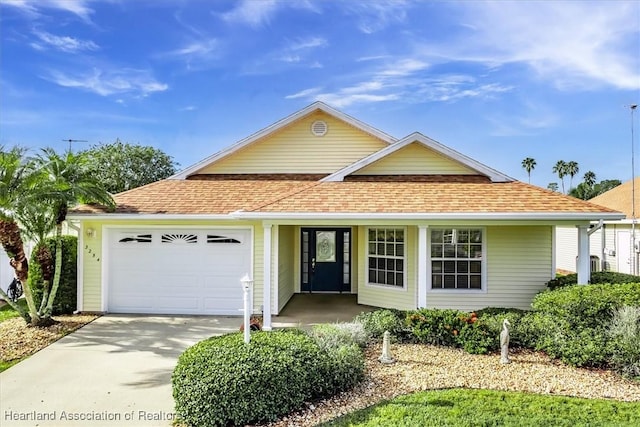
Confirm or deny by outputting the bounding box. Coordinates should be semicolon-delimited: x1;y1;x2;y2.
230;211;626;221
66;213;235;221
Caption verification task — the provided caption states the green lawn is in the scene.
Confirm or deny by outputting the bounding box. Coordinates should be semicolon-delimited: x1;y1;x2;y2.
0;298;26;323
319;388;640;427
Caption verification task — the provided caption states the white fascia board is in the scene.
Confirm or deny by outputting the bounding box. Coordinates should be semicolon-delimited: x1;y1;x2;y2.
323;132;514;183
171;102;397;179
66;213;235;221
232;211;626;221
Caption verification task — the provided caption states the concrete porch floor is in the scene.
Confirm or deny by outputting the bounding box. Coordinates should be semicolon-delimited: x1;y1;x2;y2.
271;293;376;329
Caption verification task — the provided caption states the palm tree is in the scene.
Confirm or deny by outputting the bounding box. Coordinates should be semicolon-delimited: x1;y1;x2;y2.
552;160;568;193
0;147;114;326
33;148;115;319
583;171;596;188
521;157;536;184
566;161;579;191
0;147;42;323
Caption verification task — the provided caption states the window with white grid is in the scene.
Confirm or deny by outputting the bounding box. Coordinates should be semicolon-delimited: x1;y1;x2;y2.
431;228;484;290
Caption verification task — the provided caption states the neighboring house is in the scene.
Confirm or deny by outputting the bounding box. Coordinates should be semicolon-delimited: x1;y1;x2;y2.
68;102;624;329
556;177;640;275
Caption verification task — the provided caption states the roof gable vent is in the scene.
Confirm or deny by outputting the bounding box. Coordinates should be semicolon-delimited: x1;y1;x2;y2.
311;120;328;136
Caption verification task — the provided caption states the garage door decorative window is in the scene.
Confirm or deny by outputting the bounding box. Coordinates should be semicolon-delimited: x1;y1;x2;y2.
162;234;198;244
207;235;241;244
119;234;152;243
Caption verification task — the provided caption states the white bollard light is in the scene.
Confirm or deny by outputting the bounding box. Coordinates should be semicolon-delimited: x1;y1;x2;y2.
378;331;396;364
240;274;254;344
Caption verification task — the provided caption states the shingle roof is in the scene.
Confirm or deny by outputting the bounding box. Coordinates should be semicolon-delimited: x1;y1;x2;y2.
589;177;640;219
72;177;317;215
248;180;621;214
71;175;621;217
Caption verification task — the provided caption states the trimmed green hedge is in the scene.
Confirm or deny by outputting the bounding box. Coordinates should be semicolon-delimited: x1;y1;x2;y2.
172;329;365;427
28;236;77;315
529;283;640;367
546;271;640;290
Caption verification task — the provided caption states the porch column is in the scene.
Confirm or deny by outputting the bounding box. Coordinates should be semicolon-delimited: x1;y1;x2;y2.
576;225;590;285
417;226;428;308
263;224;273;331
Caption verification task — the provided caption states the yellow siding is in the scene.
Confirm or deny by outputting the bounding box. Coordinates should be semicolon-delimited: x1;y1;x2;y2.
199;111;388;174
427;226;552;311
354;142;476;175
81;221;103;311
357;225;417;310
277;225;295;313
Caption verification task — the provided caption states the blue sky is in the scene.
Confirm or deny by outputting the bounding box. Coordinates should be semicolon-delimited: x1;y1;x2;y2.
1;0;639;190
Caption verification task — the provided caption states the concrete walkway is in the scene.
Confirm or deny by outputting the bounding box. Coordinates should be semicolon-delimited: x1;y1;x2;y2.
0;315;239;427
0;295;374;427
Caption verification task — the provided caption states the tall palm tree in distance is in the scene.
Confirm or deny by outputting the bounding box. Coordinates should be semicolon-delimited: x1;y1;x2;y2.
566;161;579;191
552;160;568;193
521;157;536;184
583;171;596;188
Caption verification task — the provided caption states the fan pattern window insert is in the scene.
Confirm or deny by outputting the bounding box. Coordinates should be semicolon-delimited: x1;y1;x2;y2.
119;234;152;243
161;234;198;244
207;235;241;244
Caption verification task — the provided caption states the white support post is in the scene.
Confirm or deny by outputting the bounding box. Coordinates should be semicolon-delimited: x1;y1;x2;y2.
576;225;590;285
417;226;428;308
263;224;273;331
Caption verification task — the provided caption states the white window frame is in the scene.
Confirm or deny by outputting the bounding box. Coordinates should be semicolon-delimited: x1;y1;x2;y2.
366;227;407;290
428;227;487;293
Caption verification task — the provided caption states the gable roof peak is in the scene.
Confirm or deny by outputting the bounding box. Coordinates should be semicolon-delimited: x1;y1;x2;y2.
323;132;514;183
172;102;397;179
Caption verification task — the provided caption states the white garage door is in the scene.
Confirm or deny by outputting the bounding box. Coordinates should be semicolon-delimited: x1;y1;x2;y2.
107;228;251;315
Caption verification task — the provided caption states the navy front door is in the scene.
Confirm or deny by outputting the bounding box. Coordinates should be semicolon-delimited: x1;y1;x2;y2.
301;228;351;292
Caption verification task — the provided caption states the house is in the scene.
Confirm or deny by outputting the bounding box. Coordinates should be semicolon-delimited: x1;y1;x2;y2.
68;102;624;329
555;177;639;275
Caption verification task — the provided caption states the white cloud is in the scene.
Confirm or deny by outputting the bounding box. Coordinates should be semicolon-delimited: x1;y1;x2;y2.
344;0;409;34
430;1;640;90
1;0;95;22
46;68;168;97
221;0;280;27
31;30;99;52
287;58;512;108
288;37;327;51
285;87;322;99
316;93;399;108
160;38;220;70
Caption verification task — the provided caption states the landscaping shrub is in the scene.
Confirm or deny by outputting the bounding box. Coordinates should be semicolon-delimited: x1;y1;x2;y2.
309;322;369;350
405;308;467;346
173;331;325;427
354;309;407;341
475;307;532;348
608;306;640;379
308;323;366;393
546;271;640;290
28;236;77;315
530;283;640;367
172;329;366;427
458;320;497;354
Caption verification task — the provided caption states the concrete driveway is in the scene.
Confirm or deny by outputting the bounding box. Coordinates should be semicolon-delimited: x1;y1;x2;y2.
0;315;239;426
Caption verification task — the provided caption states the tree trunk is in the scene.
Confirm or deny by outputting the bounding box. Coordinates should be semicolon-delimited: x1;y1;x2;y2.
43;225;63;318
0;219;38;324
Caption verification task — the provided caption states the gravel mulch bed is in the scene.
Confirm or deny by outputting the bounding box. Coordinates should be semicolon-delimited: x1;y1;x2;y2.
0;314;98;363
260;343;640;427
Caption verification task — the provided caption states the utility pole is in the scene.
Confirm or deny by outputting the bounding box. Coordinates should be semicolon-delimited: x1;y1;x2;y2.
631;104;638;275
62;139;88;151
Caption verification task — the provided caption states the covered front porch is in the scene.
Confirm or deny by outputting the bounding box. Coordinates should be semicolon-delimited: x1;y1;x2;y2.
272;293;376;329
